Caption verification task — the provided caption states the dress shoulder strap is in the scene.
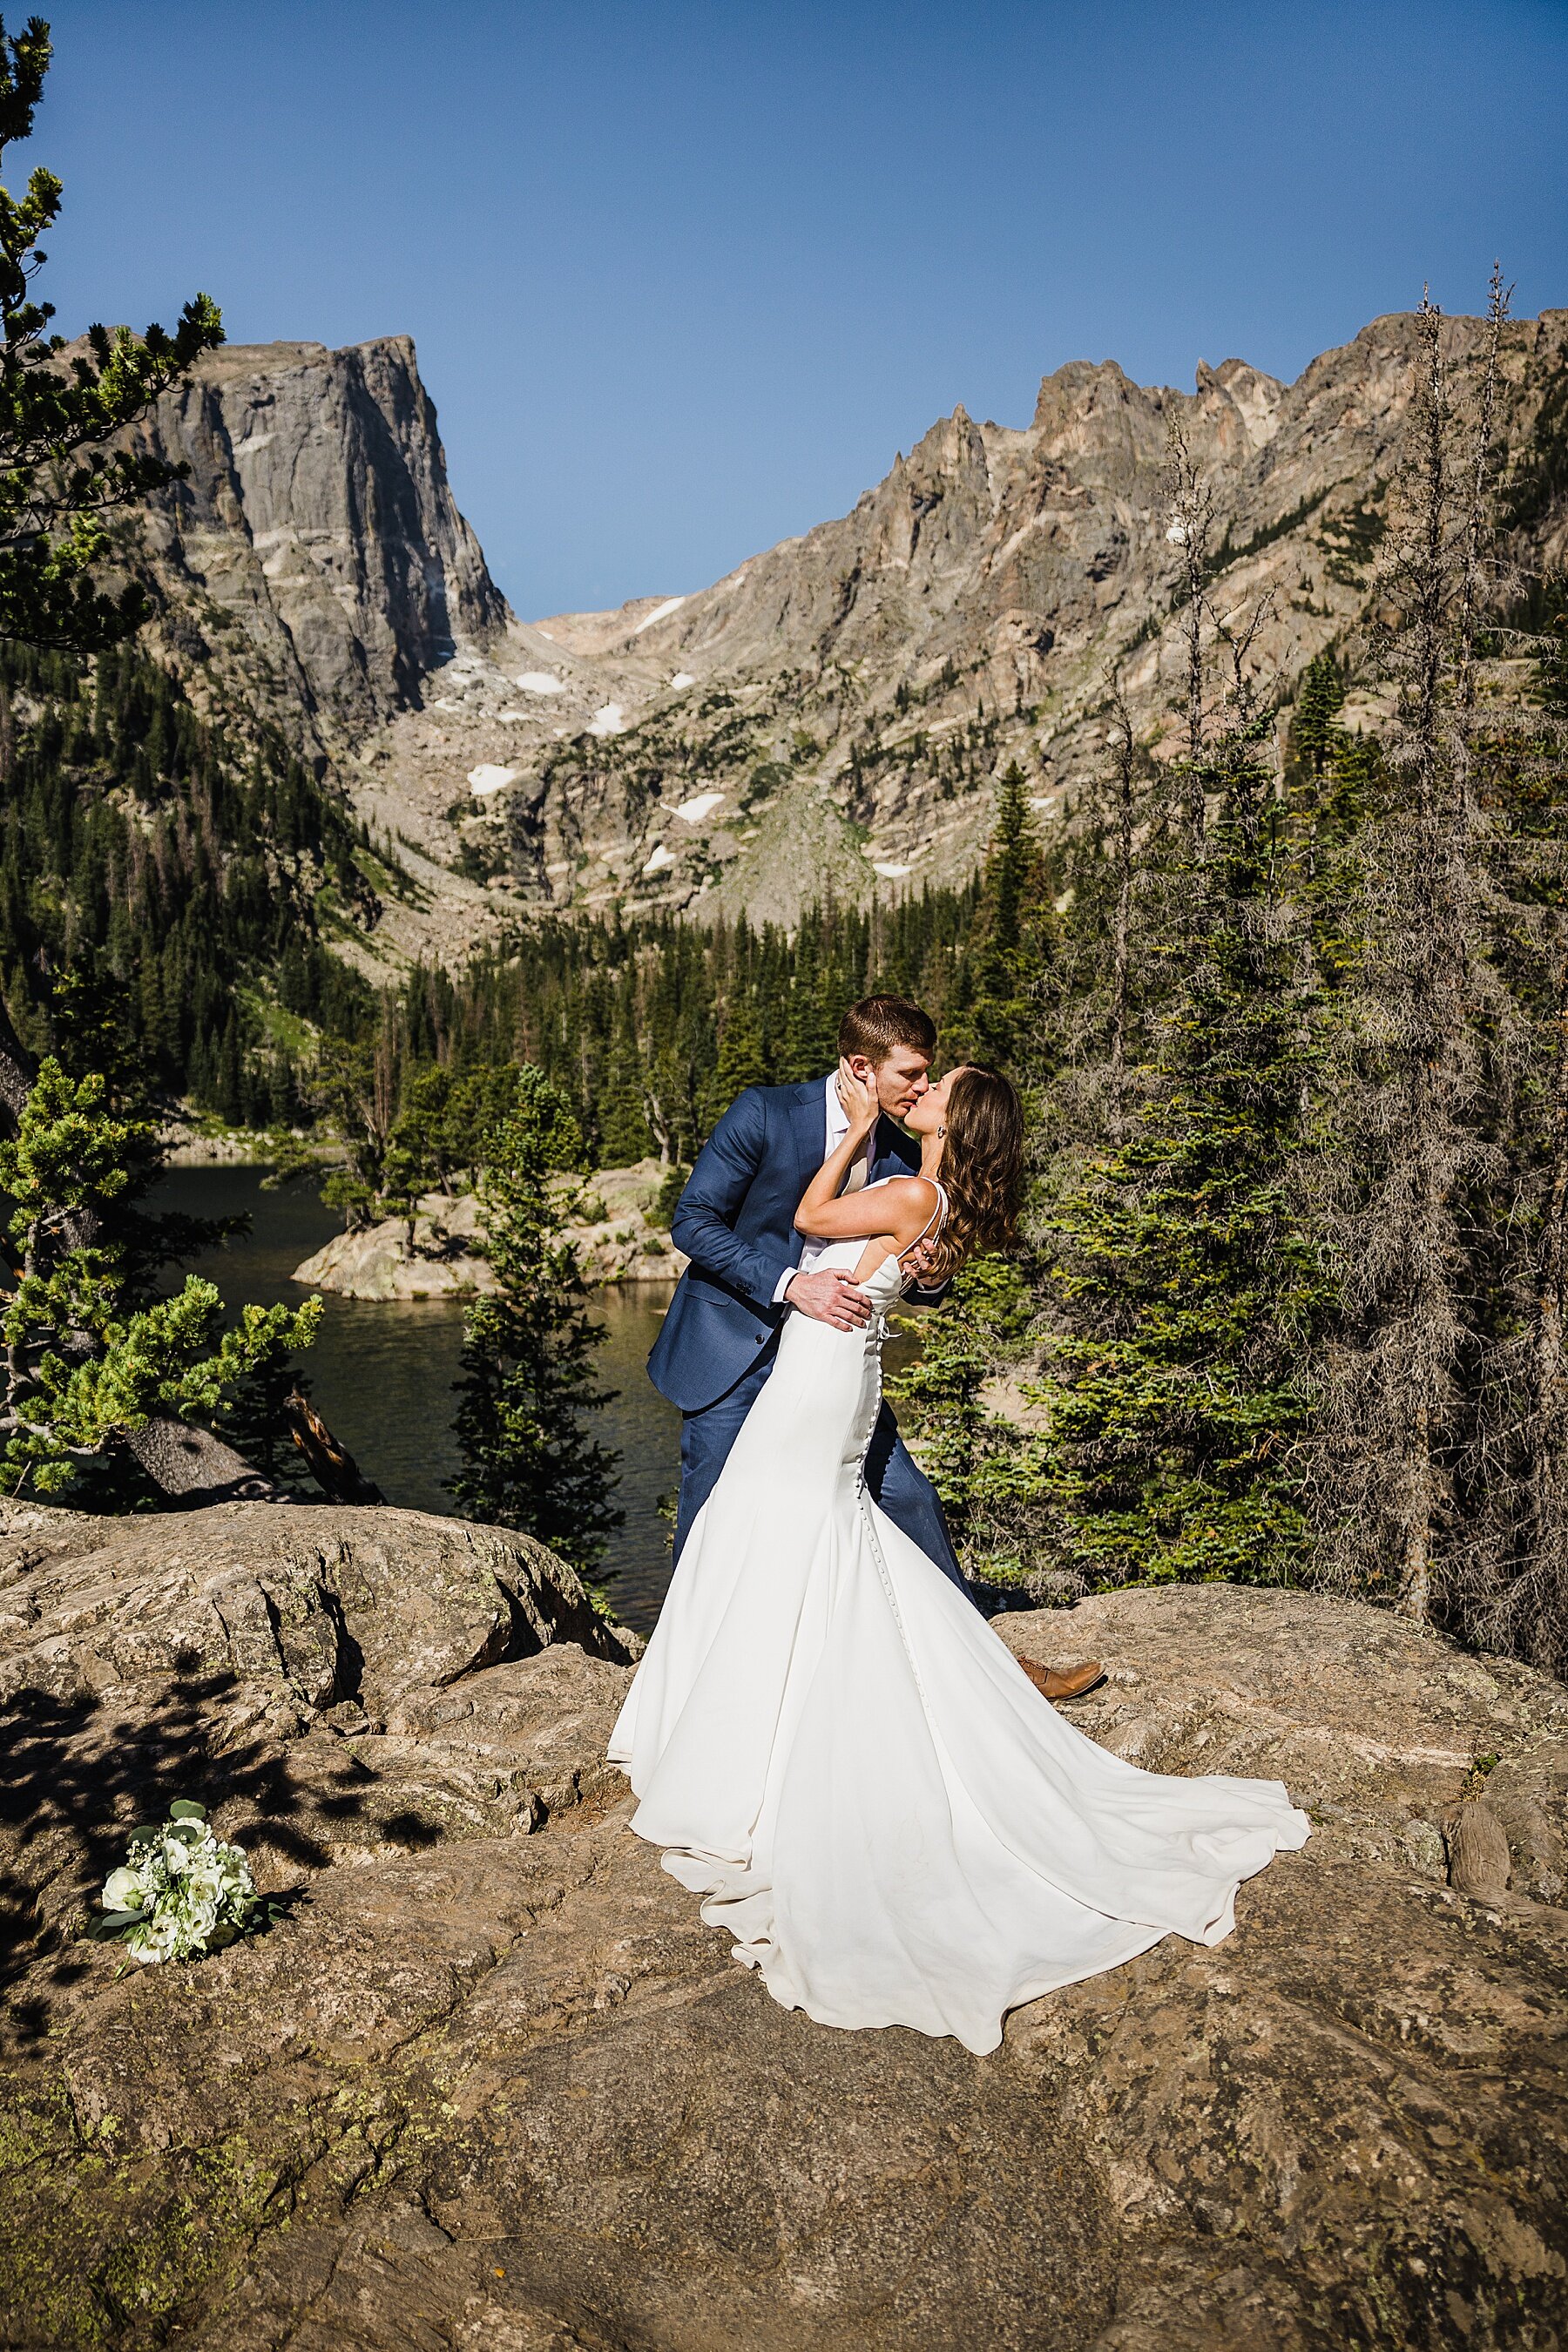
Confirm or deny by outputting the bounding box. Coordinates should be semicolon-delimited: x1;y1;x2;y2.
908;1177;948;1250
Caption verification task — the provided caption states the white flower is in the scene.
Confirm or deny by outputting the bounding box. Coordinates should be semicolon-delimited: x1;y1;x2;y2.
102;1865;145;1913
95;1802;261;1963
217;1847;256;1904
125;1909;181;1965
1166;517;1188;545
160;1827;199;1875
184;1895;220;1948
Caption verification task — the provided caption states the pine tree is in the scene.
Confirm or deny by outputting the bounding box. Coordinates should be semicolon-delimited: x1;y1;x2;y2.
1024;655;1331;1587
448;1095;621;1571
784;915;839;1080
0;21;222;652
598;989;654;1165
1281;649;1372;981
0;1058;320;1499
1288;650;1348;790
948;761;1051;1071
710;989;767;1120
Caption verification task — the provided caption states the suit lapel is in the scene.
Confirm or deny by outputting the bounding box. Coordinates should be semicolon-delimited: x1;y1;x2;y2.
789;1079;828;1189
870;1116;916;1180
785;1079;911;1193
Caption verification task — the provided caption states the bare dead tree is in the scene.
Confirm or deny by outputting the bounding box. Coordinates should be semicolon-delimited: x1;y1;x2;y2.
1163;416;1218;858
1471;912;1568;1672
1103;673;1139;1091
1454;262;1513;723
1309;290;1514;1625
1455;372;1568;1674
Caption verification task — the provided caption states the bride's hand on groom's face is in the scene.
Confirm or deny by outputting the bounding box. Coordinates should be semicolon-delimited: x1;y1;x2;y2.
835;1056;881;1138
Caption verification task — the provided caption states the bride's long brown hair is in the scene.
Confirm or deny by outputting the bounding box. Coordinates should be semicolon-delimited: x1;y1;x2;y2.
921;1065;1024;1284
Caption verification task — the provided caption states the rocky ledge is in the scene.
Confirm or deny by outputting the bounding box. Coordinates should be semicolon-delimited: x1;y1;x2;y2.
0;1508;1565;2349
292;1163;688;1300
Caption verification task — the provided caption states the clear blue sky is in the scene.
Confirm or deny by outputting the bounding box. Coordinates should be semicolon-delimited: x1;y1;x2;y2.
19;1;1568;618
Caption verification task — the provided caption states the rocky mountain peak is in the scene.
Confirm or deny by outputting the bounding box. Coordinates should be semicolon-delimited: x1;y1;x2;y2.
131;334;510;763
125;307;1568;957
1198;355;1286;447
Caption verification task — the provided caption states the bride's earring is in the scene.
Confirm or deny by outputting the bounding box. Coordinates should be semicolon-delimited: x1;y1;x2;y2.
937;1124;946;1138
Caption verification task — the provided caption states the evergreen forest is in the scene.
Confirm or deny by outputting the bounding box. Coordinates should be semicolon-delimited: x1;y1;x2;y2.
0;66;1562;1692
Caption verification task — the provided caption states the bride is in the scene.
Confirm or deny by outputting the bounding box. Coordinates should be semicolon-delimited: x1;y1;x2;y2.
608;1061;1308;2055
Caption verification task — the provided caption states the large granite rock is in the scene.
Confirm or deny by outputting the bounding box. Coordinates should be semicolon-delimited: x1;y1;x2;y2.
1;1523;1564;2350
291;1189;497;1302
117;336;517;973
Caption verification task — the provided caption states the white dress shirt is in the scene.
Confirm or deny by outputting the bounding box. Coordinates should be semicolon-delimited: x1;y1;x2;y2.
774;1071;871;1301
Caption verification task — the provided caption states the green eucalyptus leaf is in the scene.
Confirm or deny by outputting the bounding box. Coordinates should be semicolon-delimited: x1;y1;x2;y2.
81;1909;140;1942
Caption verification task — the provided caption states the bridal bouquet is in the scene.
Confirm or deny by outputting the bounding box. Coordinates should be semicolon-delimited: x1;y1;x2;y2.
88;1800;267;1964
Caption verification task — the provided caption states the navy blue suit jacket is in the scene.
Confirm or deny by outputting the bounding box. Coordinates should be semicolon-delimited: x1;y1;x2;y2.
648;1078;935;1414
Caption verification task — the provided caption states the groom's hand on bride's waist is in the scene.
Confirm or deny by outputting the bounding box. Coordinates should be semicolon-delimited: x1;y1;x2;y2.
785;1269;873;1330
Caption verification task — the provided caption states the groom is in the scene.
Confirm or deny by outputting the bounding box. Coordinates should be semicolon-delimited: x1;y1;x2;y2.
648;993;1103;1697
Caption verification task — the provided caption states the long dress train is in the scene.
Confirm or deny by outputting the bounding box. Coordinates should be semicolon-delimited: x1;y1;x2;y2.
608;1190;1309;2056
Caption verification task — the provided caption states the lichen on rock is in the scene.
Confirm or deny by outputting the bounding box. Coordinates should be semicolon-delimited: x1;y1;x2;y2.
1;1513;1565;2349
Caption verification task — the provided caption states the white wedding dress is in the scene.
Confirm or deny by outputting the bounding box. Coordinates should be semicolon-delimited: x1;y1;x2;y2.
608;1182;1309;2055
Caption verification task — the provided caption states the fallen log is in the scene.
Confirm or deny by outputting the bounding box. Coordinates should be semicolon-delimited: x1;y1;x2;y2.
284;1388;385;1504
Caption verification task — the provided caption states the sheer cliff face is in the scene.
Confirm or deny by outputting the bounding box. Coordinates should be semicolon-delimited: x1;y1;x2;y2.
132;337;510;760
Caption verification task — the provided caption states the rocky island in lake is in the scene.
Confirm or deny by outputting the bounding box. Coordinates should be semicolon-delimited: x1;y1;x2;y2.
290;1160;689;1301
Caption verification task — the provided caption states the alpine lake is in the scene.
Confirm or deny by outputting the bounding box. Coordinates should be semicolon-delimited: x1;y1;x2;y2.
155;1165;920;1635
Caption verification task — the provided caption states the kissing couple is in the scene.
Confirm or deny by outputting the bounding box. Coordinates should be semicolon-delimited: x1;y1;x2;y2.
608;994;1309;2055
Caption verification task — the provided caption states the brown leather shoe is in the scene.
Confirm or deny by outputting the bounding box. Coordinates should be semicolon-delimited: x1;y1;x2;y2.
1016;1654;1105;1702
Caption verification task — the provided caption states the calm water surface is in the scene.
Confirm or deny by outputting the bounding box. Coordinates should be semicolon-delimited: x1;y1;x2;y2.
159;1166;923;1634
156;1166;683;1631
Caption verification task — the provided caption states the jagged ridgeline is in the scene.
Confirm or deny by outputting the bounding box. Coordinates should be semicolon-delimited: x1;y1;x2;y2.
0;644;377;1116
10;304;1566;1170
14;302;1568;1139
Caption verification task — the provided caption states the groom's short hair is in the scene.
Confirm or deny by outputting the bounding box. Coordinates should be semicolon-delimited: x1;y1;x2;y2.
838;995;937;1063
